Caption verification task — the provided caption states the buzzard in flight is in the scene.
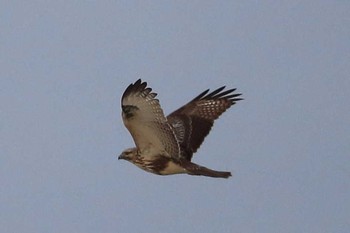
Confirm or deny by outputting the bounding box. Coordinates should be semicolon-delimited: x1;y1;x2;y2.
118;79;242;178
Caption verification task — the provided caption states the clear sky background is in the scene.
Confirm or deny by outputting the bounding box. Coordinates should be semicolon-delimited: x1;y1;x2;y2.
1;1;349;233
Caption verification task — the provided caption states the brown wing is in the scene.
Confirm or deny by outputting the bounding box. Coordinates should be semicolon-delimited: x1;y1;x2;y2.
121;79;180;158
167;86;242;161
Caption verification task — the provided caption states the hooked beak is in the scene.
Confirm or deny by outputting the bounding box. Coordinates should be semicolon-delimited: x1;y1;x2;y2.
118;153;124;160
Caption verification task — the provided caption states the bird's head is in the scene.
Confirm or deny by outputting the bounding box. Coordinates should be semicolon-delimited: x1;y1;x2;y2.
118;147;138;161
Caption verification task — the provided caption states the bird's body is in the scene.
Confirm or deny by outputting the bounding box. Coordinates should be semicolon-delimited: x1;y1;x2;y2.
118;79;242;178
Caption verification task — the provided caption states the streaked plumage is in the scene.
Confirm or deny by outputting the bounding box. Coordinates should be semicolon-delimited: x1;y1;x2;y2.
118;79;242;178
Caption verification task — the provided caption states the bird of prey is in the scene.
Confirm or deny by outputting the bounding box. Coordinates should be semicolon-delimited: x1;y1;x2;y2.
118;79;242;178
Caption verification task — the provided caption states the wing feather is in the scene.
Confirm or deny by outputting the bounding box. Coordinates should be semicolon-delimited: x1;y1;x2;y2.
121;79;180;158
167;86;242;160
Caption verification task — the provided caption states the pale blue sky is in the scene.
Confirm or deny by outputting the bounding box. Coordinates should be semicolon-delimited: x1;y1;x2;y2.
1;1;349;233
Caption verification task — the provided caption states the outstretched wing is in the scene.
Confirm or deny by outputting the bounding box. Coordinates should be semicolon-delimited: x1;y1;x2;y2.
167;86;242;160
121;79;180;158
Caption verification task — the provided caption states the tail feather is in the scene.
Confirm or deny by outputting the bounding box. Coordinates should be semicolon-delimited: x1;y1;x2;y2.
182;160;232;179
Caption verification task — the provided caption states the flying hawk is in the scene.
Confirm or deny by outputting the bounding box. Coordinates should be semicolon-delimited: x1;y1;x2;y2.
118;79;242;178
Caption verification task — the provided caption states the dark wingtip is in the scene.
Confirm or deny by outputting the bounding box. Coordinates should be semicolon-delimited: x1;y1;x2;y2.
206;86;226;98
196;85;243;102
121;79;148;102
135;78;142;85
192;89;210;101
